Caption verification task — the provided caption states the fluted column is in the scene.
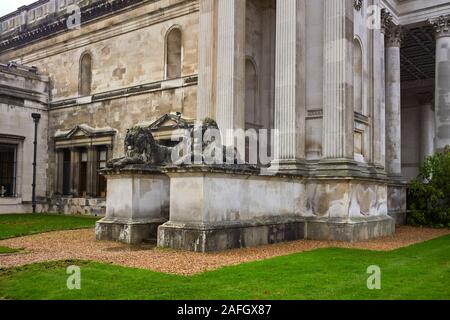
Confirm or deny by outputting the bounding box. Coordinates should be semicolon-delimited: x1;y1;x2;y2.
215;0;246;146
70;148;80;196
86;146;98;198
197;0;216;121
55;150;64;195
385;25;402;177
272;0;306;170
430;15;450;151
372;8;391;169
322;0;355;160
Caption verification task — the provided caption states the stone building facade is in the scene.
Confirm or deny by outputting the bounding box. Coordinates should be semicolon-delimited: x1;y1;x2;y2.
0;0;449;249
0;63;49;213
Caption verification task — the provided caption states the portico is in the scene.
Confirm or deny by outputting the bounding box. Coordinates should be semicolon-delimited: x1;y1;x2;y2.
0;0;449;251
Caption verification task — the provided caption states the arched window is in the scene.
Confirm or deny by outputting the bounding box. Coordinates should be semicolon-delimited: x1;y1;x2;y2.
353;39;363;114
165;27;182;79
79;53;92;96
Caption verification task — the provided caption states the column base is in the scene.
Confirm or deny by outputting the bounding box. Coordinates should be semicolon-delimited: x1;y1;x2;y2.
96;218;166;245
268;159;308;175
158;216;395;252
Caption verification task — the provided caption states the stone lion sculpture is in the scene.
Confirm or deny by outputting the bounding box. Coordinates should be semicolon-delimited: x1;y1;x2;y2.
107;126;173;169
106;118;242;169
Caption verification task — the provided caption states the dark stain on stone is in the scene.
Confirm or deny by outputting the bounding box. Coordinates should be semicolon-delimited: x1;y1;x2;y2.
112;67;126;80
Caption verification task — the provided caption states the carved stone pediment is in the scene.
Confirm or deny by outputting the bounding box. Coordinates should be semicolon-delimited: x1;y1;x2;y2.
149;112;195;141
54;124;116;149
149;112;194;130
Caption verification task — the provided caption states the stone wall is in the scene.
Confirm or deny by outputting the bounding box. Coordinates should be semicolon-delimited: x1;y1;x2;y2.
0;0;199;211
0;64;49;213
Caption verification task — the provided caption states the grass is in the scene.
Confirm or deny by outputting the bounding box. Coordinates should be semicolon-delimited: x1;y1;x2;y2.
0;246;21;254
0;214;99;240
0;235;449;300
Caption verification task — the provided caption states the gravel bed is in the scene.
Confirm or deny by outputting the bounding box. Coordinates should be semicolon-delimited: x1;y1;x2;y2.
0;226;448;275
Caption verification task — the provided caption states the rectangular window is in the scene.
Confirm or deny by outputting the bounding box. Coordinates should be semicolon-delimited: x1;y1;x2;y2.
97;148;108;198
0;144;17;197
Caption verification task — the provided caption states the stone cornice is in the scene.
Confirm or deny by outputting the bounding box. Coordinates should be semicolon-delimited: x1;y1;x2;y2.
4;0;198;65
0;84;49;104
49;74;198;110
0;0;148;53
381;8;393;34
381;0;450;26
429;15;450;38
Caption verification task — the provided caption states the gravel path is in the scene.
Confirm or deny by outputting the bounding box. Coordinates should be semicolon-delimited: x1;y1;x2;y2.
0;226;448;275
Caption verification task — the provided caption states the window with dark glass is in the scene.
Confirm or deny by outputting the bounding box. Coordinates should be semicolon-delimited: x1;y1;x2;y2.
63;149;71;195
79;149;88;197
0;144;16;197
97;148;108;198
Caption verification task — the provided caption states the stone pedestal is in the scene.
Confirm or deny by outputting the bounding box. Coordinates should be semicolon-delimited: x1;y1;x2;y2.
95;168;170;245
387;182;408;225
157;166;394;252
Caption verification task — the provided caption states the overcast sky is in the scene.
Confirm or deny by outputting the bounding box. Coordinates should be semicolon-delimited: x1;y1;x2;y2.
0;0;36;17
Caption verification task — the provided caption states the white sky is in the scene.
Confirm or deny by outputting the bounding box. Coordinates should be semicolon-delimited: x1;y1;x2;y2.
0;0;36;17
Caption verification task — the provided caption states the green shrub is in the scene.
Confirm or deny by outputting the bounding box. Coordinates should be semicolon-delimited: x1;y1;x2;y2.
408;146;450;228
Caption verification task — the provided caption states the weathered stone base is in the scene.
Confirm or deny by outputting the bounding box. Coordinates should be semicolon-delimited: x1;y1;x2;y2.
96;218;165;245
389;210;408;225
48;197;106;216
95;169;170;244
388;183;408;225
304;216;395;242
158;216;395;252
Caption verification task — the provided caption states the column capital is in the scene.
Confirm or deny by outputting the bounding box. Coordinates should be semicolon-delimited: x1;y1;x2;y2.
353;0;363;11
385;24;403;47
429;15;450;38
380;9;393;34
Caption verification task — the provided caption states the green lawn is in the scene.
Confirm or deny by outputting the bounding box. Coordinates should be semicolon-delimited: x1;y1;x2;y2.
0;246;21;254
1;235;449;300
0;214;99;240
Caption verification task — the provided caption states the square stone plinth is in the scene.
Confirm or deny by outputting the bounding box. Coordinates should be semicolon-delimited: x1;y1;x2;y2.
95;169;170;244
157;167;395;252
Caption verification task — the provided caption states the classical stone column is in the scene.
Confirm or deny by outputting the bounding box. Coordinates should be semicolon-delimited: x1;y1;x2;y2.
55;150;64;195
260;2;276;132
215;0;246;146
70;148;80;196
86;146;98;198
197;0;216;121
272;0;306;170
322;0;354;161
419;95;435;163
385;25;402;177
372;8;391;169
430;15;450;151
